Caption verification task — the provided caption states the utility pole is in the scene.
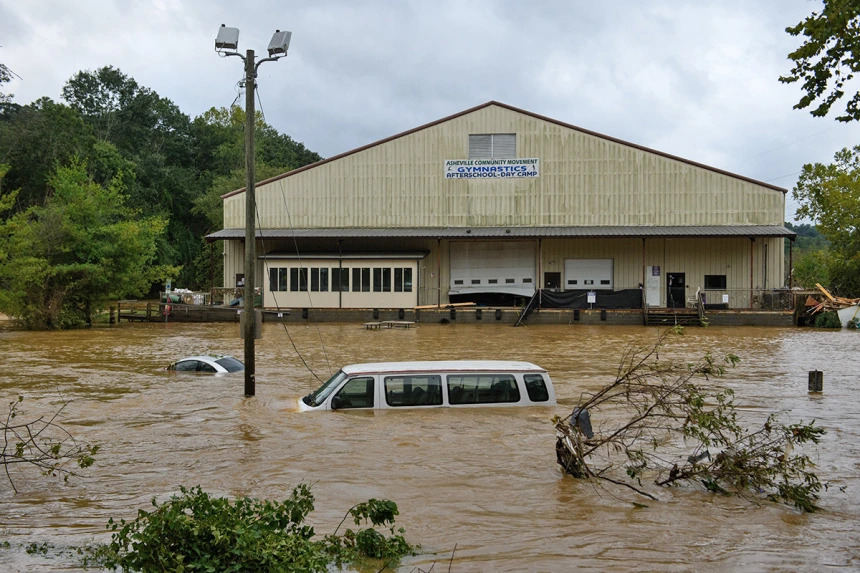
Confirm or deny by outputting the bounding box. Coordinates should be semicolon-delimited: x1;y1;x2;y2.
215;25;292;397
243;48;257;397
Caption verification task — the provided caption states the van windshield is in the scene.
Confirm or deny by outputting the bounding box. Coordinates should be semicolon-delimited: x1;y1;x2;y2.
303;370;348;407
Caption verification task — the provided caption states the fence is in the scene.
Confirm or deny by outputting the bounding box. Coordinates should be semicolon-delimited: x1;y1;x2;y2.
698;288;794;311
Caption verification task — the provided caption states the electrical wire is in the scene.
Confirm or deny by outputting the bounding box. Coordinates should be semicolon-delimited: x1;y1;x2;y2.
251;83;332;384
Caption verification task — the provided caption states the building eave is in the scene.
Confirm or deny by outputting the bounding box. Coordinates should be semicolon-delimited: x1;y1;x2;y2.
206;225;797;242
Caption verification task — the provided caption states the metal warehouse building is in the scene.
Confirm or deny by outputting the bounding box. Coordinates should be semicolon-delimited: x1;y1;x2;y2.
207;101;795;314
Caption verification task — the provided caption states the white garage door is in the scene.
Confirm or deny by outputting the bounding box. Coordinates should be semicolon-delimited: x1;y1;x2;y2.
450;241;536;297
564;259;614;290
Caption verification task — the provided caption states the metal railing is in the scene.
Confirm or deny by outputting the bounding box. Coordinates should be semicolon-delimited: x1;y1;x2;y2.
698;288;794;311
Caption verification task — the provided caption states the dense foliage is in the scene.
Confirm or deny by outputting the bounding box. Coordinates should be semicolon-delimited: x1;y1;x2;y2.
556;328;827;512
792;146;860;296
784;222;831;288
780;0;860;122
0;64;321;327
0;162;174;328
89;485;413;572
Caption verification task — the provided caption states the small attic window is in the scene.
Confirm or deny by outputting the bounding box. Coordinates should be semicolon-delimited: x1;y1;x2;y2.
469;134;516;159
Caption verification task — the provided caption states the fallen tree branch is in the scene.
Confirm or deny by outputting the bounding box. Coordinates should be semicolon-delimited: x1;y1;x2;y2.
1;396;98;492
555;327;826;512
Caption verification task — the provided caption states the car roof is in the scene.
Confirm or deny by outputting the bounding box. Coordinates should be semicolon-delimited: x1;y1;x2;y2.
341;360;547;376
174;355;234;363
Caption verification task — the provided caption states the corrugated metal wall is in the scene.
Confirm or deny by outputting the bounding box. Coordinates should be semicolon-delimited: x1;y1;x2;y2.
224;105;785;230
227;234;785;307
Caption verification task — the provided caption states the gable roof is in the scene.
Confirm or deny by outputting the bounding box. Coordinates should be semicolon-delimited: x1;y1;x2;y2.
222;100;787;199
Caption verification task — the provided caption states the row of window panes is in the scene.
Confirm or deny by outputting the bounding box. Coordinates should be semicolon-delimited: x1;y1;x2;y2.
567;279;612;285
333;373;550;409
453;278;532;285
270;267;412;293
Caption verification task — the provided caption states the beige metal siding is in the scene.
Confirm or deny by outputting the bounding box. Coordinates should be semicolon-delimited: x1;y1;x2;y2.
224;105;785;230
540;236;784;301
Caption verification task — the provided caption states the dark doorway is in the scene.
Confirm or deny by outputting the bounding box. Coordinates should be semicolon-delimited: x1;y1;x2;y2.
544;272;561;290
667;273;685;308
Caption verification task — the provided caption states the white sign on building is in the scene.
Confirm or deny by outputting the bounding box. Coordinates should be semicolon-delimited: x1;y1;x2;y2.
444;158;540;179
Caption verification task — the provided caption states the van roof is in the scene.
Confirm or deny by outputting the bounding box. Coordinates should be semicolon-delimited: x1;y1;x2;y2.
341;360;547;376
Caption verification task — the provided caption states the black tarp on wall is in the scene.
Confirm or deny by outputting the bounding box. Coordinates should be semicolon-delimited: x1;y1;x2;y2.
539;289;643;309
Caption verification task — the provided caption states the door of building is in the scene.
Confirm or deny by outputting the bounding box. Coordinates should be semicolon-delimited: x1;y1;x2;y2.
544;272;561;290
667;273;685;308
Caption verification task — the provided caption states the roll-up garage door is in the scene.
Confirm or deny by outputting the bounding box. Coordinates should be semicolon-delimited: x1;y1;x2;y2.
564;259;614;290
449;241;536;297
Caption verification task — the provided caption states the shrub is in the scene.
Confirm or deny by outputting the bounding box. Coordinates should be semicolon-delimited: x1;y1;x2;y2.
91;485;413;572
814;310;843;328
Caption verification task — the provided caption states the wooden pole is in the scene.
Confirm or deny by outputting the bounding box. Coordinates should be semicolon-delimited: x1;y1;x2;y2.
243;48;257;397
808;370;823;392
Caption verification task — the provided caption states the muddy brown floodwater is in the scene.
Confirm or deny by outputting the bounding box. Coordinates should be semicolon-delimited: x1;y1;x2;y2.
0;321;858;571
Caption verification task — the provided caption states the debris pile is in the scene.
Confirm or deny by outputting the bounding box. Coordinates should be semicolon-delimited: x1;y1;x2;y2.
808;284;860;328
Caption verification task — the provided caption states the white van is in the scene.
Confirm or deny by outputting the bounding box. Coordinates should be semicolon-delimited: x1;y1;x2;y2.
298;360;556;411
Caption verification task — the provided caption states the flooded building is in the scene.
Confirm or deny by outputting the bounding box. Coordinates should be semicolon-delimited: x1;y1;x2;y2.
207;101;794;312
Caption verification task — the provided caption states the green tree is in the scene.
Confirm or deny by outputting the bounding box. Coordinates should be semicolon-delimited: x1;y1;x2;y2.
0;161;175;328
0;62;14;105
780;0;860;122
0;98;96;211
792;249;831;288
61;67;210;289
793;146;860;296
187;106;322;289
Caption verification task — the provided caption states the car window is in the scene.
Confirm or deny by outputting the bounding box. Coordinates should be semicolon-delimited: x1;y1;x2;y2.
524;374;550;402
215;356;244;372
199;362;218;373
335;377;374;408
447;374;520;404
384;375;443;407
172;360;199;372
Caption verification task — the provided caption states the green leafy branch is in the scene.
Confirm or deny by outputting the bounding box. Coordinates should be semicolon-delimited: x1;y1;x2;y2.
1;396;98;492
88;484;414;572
555;328;827;512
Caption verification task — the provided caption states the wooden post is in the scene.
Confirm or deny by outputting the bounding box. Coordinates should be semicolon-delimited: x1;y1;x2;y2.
808;370;823;392
242;48;257;397
110;306;115;324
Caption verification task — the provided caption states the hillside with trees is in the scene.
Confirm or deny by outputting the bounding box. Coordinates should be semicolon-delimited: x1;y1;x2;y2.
0;64;321;328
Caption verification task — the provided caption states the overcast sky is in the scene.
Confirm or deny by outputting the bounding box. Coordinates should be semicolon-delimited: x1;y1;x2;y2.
2;0;858;222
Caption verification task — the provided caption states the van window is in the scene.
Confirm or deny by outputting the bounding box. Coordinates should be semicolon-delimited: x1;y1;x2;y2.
523;374;550;402
447;374;520;404
334;377;375;408
384;375;443;407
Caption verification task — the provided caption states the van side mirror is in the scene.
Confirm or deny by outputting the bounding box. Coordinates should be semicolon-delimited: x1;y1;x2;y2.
330;396;343;410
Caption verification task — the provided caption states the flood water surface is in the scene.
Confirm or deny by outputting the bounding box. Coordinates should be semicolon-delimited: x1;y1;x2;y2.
1;322;858;571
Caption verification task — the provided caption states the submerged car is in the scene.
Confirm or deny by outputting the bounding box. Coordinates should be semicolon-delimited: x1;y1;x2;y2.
166;355;244;373
299;359;556;411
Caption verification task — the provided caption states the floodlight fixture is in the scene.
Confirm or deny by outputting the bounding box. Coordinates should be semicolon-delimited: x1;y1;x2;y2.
267;30;292;57
215;24;240;52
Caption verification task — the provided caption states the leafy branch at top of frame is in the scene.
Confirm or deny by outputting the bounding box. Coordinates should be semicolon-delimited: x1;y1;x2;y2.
1;396;99;492
554;328;827;512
